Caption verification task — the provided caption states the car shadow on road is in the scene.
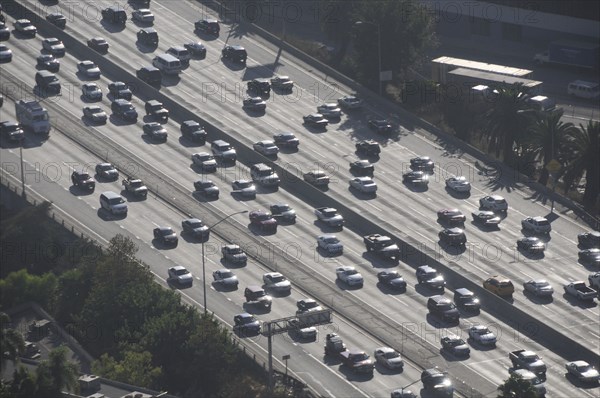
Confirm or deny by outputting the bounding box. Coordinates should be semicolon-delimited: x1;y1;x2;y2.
68;186;94;196
374;363;403;375
444;186;471;199
562;293;597;309
242;302;271;315
522;290;554;305
192;191;219;203
96;208;126;221
211;281;239;293
361;253;398;268
219;258;246;269
312;221;344;233
375;282;407;296
414;284;445;297
151;238;178;250
334;280;363;291
439;349;470;362
337;366;374;382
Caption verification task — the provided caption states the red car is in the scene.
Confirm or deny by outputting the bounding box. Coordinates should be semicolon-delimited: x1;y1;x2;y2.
249;210;277;232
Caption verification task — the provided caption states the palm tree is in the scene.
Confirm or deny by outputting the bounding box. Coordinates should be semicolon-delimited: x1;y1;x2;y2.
35;346;79;397
482;85;533;165
497;373;538;398
527;109;575;185
0;313;25;369
561;120;600;208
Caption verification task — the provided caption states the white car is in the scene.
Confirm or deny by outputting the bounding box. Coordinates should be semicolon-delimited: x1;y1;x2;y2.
212;269;239;288
132;9;155;23
350;177;377;193
262;272;291;294
338;95;363;109
336;266;363;286
521;216;551;234
42;37;65;56
77;60;101;78
317;103;342;118
168;266;193;286
468;325;496;346
374;347;404;370
479;195;508;212
317;235;343;255
253;140;279;156
445;176;471;192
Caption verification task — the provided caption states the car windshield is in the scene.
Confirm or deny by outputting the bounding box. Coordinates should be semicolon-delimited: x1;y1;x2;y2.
220;271;234;278
352;353;369;362
174;268;189;276
384;351;399;359
160;229;174;235
256;214;271;221
83;63;94;69
270;275;285;283
47;39;60;45
189;221;203;228
88;107;102;114
198;154;213;161
534;281;549;287
345;269;357;276
324;237;339;244
129;181;142;188
499;282;512;288
322;209;336;217
229;247;242;254
241;316;255;324
279;134;294;140
108;197;124;205
77;173;90;180
277;205;290;211
439;303;456;311
448;338;464;346
237;181;252;188
304;301;318;309
577;364;593;372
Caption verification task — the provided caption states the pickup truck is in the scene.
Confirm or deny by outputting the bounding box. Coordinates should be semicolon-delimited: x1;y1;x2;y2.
509;350;547;377
340;350;375;374
314;207;344;228
122;178;148;198
564;281;597;301
363;234;400;260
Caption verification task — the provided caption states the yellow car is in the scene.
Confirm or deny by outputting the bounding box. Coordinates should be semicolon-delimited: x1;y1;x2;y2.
483;276;515;296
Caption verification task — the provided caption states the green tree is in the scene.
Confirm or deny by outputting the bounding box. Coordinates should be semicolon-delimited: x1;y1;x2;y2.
319;0;360;65
526;109;575;185
92;351;162;388
560;120;600;207
34;346;78;398
497;372;539;397
0;313;25;369
0;270;57;312
8;366;37;398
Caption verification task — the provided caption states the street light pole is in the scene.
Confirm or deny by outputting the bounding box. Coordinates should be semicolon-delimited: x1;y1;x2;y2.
202;210;248;316
355;21;382;96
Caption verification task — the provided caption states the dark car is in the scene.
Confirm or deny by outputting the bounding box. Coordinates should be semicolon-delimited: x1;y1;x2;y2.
136;66;162;86
102;6;127;25
95;163;119;180
0;121;24;142
517;237;545;253
145;100;169;122
143;122;168;142
350;160;374;176
242;97;266;112
195;18;220;35
181;120;207;143
244;286;272;309
111;99;138;121
410;156;434;172
181;218;210;239
368;119;392;134
184;41;207;57
153;227;178;246
355;140;381;156
42;38;65;57
108;82;132;101
46;13;66;29
402;171;429;185
0;22;10;41
71;170;95;191
222;45;247;64
472;210;501;227
273;132;299;149
269;204;296;223
82;83;102;101
303;113;328;128
194;180;219;198
440;334;470;357
249;210;278;232
427;295;460;323
578;231;600;248
439;228;466;247
579;248;600;265
453;288;480;312
416;265;446;290
87;37;109;53
270;76;294;91
36;54;60;72
377;271;407;290
233;313;260;335
14;19;37;37
437;208;466;224
247;79;271;96
137;28;159;46
83;105;108;124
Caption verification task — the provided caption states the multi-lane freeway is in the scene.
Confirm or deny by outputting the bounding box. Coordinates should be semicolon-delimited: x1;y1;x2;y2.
1;0;599;397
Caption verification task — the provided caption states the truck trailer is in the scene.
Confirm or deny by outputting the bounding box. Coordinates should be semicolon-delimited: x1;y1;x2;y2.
534;40;599;69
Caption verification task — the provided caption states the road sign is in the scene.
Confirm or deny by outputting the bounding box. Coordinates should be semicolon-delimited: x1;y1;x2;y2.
545;159;561;173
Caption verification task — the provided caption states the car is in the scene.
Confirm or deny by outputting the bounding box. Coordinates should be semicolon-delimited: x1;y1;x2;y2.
145;100;169;122
102;6;127;25
437;208;466;224
303;170;330;186
232;180;256;198
479;195;508;212
195;18;220;35
87;37;109;53
181;120;207;143
336;266;363;286
316;103;342;118
110;99;136;121
0;44;11;62
579;248;600;265
14;19;37;37
247;79;271;96
132;8;154;23
521;216;551;234
253;140;279;156
523;280;554;297
349;177;377;194
376;271;407;290
70;170;95;191
374;347;404;370
0;22;10;41
153;227;178;246
471;210;501;227
296;299;323;315
390;389;417;398
167;46;191;65
262;272;291;294
211;140;237;163
402;171;429;185
508;369;546;396
368;119;392;134
213;269;239;288
427;295;460;323
184;41;207;57
314;207;344;228
269;204;296;223
445;176;471;192
416;265;446;290
244;286;272;309
222;244;247;264
565;361;600;383
0;121;24;142
143;122;168;142
81;83;102;101
440;334;470;356
36;54;60;72
95;163;119;180
517;237;546;253
337;95;363;109
439;227;467;247
249;210;278;232
137;28;159;46
83;106;107;124
122;178;148;199
168;266;192;286
221;45;247;64
273;132;299;149
108;82;132;101
578;231;600;248
349;160;374;176
233;313;261;335
42;38;65;57
468;325;497;346
453;288;480;311
303;113;328;128
410;156;434;172
483;276;514;296
355;140;381;156
46;13;66;28
77;60;101;78
193;180;219;198
191;152;217;172
270;76;294;91
181;218;209;239
250;162;279;186
317;235;343;255
242;97;267;111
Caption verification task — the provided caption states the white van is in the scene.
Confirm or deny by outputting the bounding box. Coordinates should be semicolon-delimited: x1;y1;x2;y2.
99;191;128;215
152;53;182;75
527;95;556;112
567;80;599;100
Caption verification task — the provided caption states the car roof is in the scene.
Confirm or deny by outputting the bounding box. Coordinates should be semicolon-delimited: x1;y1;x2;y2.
455;288;473;295
246;285;264;292
265;272;282;278
418;265;436;272
236;312;253;319
171;265;186;271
